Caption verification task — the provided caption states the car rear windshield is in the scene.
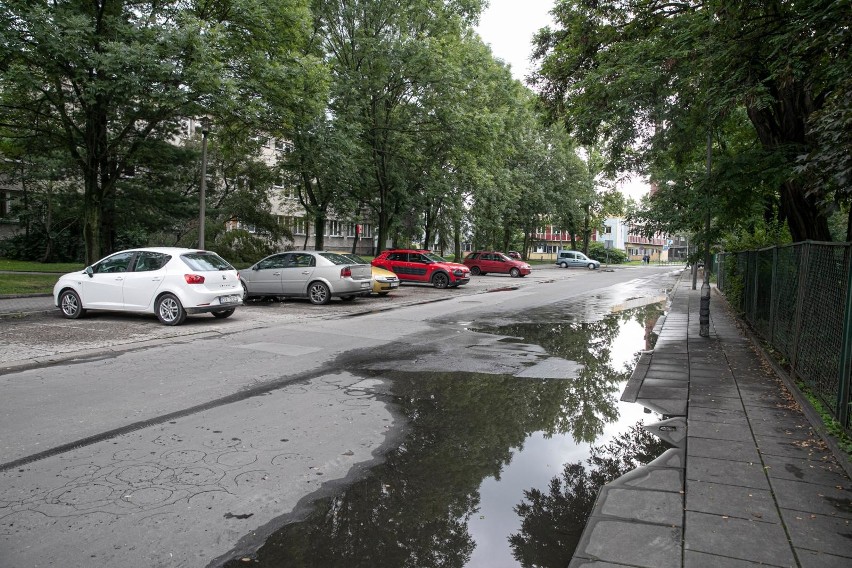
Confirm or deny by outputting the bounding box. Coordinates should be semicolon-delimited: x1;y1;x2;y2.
180;252;234;271
342;253;368;264
319;252;358;265
423;252;448;263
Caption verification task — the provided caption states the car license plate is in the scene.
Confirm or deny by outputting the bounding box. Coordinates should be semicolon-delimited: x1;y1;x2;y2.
390;282;399;288
361;282;370;288
220;294;240;304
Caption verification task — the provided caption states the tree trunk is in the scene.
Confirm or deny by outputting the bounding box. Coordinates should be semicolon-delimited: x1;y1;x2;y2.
83;191;101;265
454;218;462;261
746;85;831;242
313;215;325;251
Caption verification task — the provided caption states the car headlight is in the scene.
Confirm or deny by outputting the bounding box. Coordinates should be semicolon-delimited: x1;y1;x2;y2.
453;269;464;276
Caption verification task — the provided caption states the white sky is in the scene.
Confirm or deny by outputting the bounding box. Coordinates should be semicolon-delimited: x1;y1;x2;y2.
475;0;554;82
475;1;650;202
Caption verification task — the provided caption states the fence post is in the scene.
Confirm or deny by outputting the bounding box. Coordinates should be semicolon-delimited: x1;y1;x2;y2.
790;242;811;382
837;244;852;430
769;246;777;343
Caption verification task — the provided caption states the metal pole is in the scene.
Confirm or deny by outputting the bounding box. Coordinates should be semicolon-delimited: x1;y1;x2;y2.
199;118;209;249
836;244;852;429
699;130;712;338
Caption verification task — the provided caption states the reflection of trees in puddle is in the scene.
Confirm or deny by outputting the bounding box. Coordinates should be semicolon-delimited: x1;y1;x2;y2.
220;305;665;567
223;372;601;567
509;424;670;568
474;304;664;443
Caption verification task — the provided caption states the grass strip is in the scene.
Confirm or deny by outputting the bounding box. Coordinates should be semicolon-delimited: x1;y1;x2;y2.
0;273;58;295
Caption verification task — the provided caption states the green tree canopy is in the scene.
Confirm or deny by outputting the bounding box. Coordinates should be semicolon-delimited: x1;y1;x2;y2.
531;0;851;243
0;0;319;263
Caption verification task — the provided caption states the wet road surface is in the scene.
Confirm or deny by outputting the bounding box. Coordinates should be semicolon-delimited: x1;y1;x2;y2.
0;266;681;567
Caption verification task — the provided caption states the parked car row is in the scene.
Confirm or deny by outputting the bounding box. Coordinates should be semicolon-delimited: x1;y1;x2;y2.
52;246;597;326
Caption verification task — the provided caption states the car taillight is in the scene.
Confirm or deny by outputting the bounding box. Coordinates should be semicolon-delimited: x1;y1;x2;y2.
184;274;205;284
340;266;352;278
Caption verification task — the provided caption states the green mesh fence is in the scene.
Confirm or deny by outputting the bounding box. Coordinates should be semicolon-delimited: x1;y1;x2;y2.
718;242;852;433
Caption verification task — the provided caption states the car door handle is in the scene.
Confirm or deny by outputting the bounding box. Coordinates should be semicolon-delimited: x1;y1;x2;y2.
301;271;311;274
151;277;162;281
115;277;124;281
272;272;281;276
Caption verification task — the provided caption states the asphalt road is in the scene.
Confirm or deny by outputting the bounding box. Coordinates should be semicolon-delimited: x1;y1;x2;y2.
0;265;680;567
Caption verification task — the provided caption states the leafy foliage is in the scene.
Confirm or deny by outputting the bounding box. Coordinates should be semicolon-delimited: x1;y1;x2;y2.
0;0;318;263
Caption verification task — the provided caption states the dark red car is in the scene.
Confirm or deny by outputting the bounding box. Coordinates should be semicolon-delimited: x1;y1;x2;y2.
463;251;532;277
371;249;471;288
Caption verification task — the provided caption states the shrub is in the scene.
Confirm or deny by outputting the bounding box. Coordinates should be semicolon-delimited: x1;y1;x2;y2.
585;242;628;264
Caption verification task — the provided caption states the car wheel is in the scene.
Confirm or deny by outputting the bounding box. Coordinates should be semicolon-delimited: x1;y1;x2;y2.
432;272;449;289
588;263;596;270
308;281;331;305
212;308;235;319
58;289;85;319
156;293;187;326
341;295;356;302
470;266;481;276
509;267;520;278
241;280;250;300
559;262;568;268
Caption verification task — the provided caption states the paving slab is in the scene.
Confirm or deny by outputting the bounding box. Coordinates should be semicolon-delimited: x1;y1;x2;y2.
688;394;744;411
573;519;682;568
686;455;771;489
796;549;852;567
781;508;852;556
770;477;852;518
684;511;797;566
762;454;851;487
688;419;756;442
683;550;781;567
685;479;781;523
687;437;761;462
688;407;748;424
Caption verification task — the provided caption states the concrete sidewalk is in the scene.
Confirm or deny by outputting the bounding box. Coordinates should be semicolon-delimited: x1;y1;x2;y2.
571;277;852;567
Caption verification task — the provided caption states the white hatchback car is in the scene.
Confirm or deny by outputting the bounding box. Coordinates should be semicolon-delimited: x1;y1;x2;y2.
53;247;243;325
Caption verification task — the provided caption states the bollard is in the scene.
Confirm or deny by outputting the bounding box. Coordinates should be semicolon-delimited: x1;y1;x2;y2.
699;280;711;337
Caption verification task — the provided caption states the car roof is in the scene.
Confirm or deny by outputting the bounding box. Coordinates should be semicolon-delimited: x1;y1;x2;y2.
111;247;216;255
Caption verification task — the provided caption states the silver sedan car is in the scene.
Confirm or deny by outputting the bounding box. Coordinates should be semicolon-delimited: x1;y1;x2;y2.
240;251;373;305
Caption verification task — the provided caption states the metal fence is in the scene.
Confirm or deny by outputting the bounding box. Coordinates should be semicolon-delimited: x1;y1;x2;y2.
718;241;852;434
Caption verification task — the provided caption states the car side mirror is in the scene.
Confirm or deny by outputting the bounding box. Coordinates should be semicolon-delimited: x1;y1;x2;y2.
252;265;259;270
85;266;94;278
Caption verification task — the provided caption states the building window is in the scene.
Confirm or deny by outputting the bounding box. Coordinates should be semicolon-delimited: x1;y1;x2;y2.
0;190;11;217
274;139;295;153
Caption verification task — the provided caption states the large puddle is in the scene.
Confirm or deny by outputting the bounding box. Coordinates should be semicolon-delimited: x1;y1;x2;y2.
220;286;673;567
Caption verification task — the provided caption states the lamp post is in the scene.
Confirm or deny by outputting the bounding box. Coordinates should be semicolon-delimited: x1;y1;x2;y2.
199;117;210;249
699;130;712;338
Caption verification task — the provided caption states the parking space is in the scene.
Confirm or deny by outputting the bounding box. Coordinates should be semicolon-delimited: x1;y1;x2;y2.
0;268;583;369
